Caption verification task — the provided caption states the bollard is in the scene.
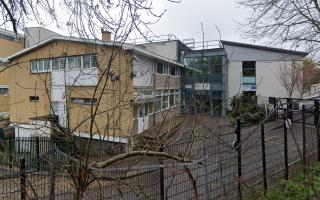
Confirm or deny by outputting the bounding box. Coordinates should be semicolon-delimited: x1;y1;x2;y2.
261;123;267;191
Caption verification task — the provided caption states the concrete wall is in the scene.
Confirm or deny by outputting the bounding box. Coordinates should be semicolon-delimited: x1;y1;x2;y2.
154;75;180;90
225;43;305;109
224;44;304;62
138;41;179;61
227;61;300;100
24;27;60;47
133;54;154;88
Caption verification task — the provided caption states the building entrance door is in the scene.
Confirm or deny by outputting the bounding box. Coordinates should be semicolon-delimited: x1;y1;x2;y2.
137;104;149;134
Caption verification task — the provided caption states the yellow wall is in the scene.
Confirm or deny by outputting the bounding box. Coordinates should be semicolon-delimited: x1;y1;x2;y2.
0;37;24;58
0;37;24;113
0;94;9;112
0;66;9;112
8;40;133;137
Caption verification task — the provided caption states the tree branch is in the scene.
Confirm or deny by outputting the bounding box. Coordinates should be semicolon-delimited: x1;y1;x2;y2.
92;151;193;168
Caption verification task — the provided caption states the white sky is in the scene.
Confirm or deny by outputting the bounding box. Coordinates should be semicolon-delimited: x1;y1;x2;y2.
148;0;250;43
23;0;251;45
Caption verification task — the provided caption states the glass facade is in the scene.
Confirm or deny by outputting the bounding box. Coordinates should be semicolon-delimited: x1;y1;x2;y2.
181;50;227;116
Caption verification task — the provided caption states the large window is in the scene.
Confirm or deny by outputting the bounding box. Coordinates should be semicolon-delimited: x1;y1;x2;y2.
133;102;155;119
184;56;223;75
156;61;180;76
31;55;97;73
242;61;256;85
134;90;180;118
242;61;256;77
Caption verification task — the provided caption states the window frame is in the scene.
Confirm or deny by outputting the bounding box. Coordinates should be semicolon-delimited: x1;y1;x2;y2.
71;98;97;105
242;61;256;77
0;86;9;94
30;54;98;73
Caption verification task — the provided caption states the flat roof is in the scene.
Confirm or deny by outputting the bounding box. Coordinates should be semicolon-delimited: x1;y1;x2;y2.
221;40;308;56
5;35;183;66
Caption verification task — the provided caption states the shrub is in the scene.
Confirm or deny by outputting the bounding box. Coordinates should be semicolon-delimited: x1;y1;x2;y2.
261;163;320;200
230;95;265;124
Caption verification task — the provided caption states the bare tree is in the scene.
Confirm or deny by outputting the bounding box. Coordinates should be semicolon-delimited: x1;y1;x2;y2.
0;1;205;200
237;0;320;56
277;61;302;98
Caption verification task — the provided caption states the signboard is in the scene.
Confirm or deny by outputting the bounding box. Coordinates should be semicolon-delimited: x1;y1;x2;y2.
195;83;210;90
242;85;256;91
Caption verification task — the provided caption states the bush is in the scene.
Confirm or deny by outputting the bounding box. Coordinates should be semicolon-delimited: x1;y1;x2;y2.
252;163;320;200
230;95;265;124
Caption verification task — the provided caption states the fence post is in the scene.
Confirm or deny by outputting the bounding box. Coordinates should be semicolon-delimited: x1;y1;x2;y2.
272;97;277;120
159;146;165;200
284;115;289;180
236;119;242;200
8;137;13;168
202;138;209;200
20;157;26;200
287;98;292;120
261;123;267;192
36;137;40;171
314;100;319;126
302;105;307;173
314;101;320;162
49;140;55;200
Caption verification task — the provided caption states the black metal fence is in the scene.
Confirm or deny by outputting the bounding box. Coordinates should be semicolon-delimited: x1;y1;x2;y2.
1;97;320;199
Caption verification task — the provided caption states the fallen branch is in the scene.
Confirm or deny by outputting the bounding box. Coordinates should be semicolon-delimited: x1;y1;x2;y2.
92;151;193;168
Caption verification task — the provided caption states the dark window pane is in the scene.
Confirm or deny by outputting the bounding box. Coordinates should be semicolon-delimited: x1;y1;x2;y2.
29;96;39;102
83;56;91;68
52;59;59;70
68;57;75;69
31;61;37;72
157;62;164;74
91;55;98;68
43;60;50;71
59;58;66;70
75;57;81;69
242;61;256;77
0;87;8;94
170;67;176;75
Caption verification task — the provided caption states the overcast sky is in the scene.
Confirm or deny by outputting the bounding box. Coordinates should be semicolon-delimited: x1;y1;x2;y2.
25;0;251;44
149;0;250;43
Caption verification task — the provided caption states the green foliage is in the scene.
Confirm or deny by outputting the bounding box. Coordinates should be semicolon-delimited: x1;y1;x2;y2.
248;163;320;200
230;95;265;124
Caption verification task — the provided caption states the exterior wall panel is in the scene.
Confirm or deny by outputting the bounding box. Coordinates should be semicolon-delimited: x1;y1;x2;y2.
155;75;180;90
133;54;154;88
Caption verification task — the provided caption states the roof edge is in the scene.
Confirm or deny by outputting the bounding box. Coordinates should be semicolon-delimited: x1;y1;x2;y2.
221;40;308;56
